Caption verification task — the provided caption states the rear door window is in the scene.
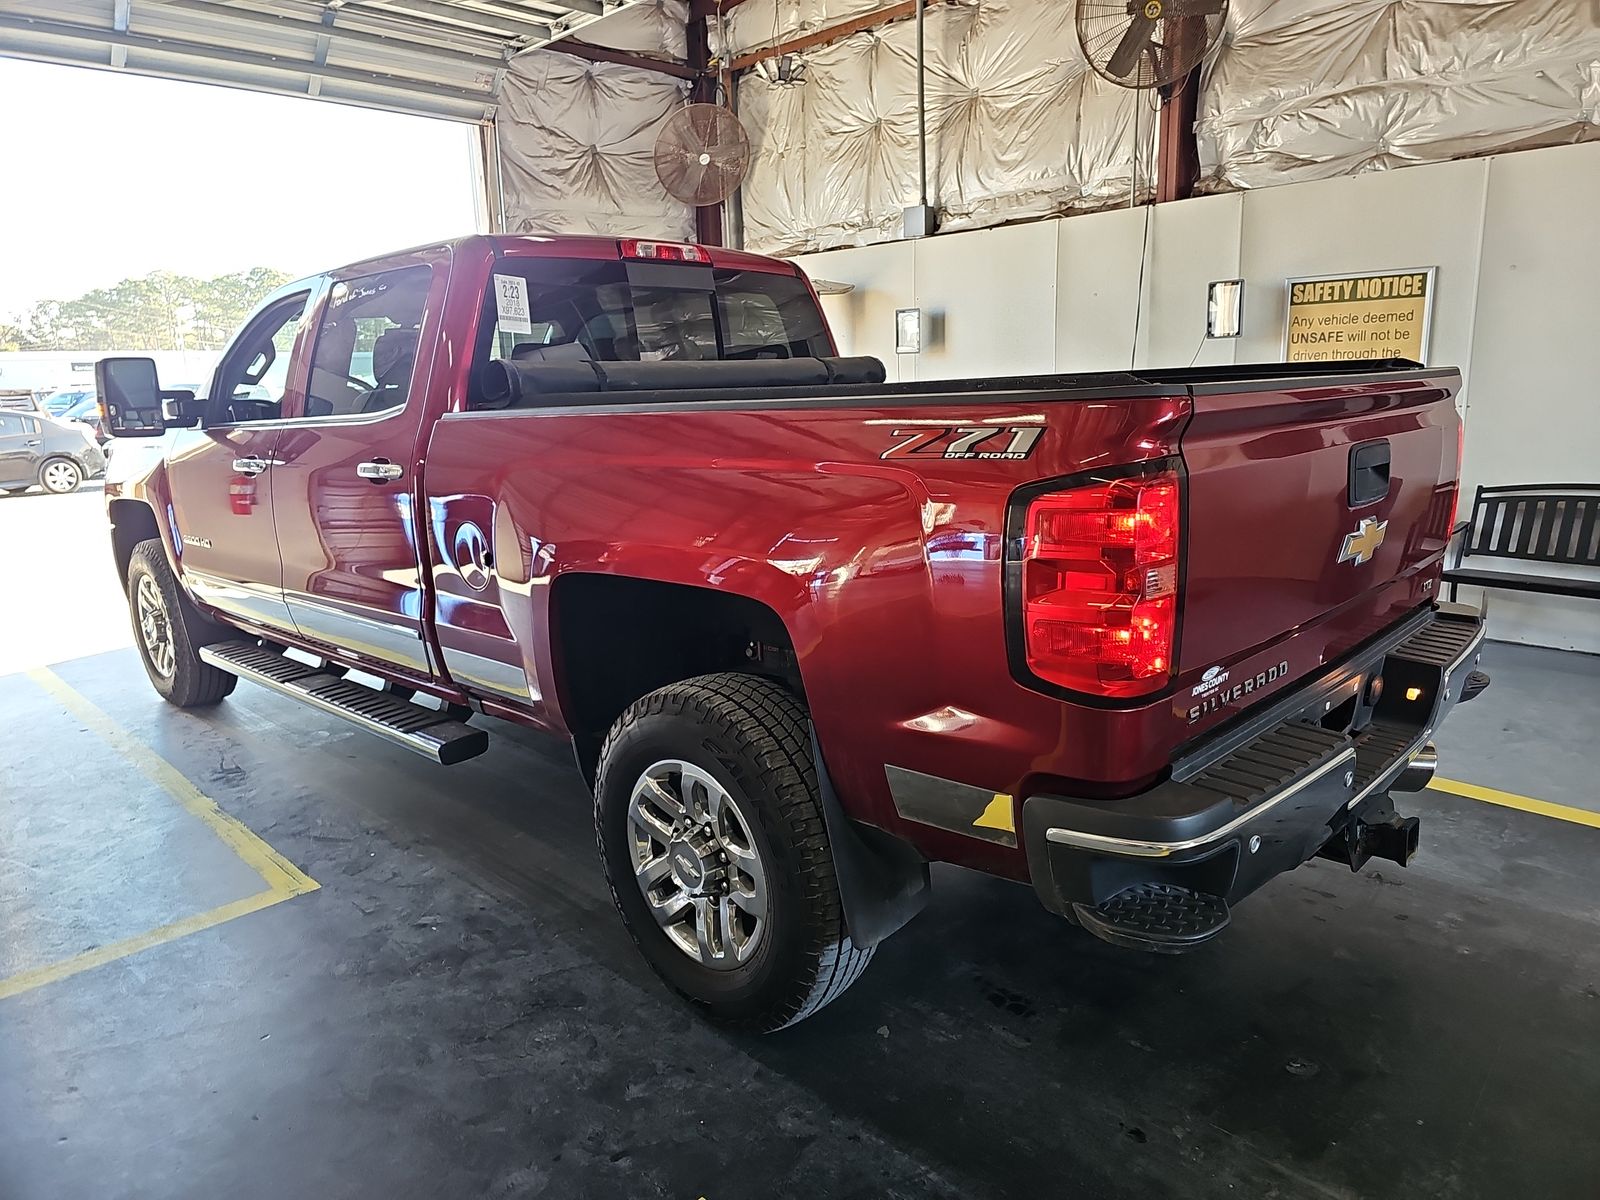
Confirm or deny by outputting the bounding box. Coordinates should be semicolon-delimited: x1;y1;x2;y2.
472;258;831;399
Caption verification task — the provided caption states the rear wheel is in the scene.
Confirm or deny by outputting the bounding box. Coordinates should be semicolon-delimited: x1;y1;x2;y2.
39;458;82;494
126;539;237;707
595;673;873;1032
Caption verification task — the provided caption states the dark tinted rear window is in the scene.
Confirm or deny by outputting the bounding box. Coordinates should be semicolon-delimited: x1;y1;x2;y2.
472;258;831;401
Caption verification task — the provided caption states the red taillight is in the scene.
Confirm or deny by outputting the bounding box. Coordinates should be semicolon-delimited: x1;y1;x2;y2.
1020;469;1181;698
619;238;708;263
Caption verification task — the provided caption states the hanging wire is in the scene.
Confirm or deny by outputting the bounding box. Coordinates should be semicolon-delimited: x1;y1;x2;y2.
1127;86;1162;370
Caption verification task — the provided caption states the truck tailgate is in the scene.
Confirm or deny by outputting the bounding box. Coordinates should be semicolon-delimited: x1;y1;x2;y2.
1177;370;1461;675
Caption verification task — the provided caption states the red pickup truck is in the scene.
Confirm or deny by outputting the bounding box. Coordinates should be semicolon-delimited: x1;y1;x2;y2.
100;234;1489;1031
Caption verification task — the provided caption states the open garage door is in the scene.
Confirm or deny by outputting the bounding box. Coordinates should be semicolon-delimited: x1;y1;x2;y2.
0;0;657;122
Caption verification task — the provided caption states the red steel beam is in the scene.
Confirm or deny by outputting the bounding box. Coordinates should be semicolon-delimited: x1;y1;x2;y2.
686;16;725;245
689;0;756;20
1156;71;1201;203
543;38;697;79
728;0;943;73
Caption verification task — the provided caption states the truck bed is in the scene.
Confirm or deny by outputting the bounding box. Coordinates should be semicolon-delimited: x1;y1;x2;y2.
482;356;1439;412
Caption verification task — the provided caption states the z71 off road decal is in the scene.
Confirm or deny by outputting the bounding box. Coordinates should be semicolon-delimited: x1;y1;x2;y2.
880;426;1044;461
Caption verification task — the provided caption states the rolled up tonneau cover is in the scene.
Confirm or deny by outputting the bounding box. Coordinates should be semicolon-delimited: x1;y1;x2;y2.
482;355;887;407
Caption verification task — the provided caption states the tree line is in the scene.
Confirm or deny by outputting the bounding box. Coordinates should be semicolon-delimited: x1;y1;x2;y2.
0;267;293;352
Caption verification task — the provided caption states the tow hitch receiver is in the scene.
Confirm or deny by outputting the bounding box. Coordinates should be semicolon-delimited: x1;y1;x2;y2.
1317;793;1420;872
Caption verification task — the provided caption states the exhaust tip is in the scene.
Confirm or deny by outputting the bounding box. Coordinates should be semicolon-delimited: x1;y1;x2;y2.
1393;743;1438;793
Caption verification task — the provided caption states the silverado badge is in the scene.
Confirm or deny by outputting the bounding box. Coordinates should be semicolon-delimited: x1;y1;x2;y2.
1337;517;1388;566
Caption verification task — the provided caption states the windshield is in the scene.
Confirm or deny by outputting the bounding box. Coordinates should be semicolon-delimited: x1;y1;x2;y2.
471;257;832;402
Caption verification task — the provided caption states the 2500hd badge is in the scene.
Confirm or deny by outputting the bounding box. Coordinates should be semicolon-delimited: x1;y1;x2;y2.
1185;661;1291;723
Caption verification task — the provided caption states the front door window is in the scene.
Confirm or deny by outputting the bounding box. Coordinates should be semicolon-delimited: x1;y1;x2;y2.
305;266;431;419
211;294;309;425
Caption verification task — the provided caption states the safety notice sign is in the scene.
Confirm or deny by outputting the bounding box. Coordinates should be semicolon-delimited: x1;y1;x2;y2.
1284;268;1436;364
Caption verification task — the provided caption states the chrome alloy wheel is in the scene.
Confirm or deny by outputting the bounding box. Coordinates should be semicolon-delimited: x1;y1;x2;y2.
135;573;176;678
628;759;768;970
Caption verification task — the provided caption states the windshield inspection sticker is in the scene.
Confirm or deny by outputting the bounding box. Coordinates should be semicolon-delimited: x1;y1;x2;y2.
493;273;533;334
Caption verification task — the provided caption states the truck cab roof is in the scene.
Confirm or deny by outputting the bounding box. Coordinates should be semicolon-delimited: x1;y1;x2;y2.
307;233;800;289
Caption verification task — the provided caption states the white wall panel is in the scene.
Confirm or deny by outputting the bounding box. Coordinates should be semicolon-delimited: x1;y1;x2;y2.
793;240;915;381
796;225;1056;383
1053;206;1144;374
1136;192;1243;370
910;221;1056;382
1453;142;1600;652
1233;157;1489;396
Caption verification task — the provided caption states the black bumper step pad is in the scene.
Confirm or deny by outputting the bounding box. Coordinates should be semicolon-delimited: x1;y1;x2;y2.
1184;722;1349;807
1073;883;1231;954
1390;613;1482;669
1350;718;1417;795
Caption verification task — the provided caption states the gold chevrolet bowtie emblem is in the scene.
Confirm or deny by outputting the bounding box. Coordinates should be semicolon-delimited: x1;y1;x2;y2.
1338;517;1388;566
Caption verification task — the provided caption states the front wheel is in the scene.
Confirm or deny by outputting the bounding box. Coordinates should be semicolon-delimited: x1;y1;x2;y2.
39;457;83;494
126;539;237;707
595;673;873;1032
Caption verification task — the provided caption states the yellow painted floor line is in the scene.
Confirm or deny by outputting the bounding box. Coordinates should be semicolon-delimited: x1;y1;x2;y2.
1430;776;1600;830
0;669;321;1002
0;890;286;1002
26;668;318;897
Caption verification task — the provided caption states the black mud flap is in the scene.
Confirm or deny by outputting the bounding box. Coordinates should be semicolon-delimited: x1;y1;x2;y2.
810;727;930;949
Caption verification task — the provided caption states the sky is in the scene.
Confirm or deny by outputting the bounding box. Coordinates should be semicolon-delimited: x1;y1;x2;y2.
0;57;481;321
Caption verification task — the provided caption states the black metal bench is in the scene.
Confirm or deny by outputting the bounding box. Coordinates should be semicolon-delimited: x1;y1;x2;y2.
1444;484;1600;602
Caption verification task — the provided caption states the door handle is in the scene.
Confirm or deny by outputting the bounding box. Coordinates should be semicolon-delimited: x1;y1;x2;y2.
356;459;404;483
23;439;41;448
232;456;269;477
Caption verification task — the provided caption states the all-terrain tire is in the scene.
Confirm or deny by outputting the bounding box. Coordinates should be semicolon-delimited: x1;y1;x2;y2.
595;673;874;1032
127;538;238;707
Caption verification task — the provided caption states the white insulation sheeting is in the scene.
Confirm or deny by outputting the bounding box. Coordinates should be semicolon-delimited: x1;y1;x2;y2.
729;0;1155;255
584;0;691;61
1199;0;1600;190
716;0;884;52
496;50;694;240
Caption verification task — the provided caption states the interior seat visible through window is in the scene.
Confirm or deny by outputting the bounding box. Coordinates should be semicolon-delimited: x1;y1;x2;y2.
467;257;834;408
305;265;431;419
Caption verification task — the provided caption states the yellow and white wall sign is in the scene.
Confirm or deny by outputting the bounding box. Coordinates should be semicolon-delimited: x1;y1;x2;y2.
1284;268;1437;364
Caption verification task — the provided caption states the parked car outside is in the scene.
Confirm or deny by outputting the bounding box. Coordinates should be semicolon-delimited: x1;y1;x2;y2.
51;392;109;444
44;385;98;418
0;410;107;494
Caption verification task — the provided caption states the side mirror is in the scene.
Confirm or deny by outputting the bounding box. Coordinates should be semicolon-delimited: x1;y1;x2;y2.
95;357;165;437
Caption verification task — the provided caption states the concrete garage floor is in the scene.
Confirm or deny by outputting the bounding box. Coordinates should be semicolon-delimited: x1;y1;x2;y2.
3;493;1599;1199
